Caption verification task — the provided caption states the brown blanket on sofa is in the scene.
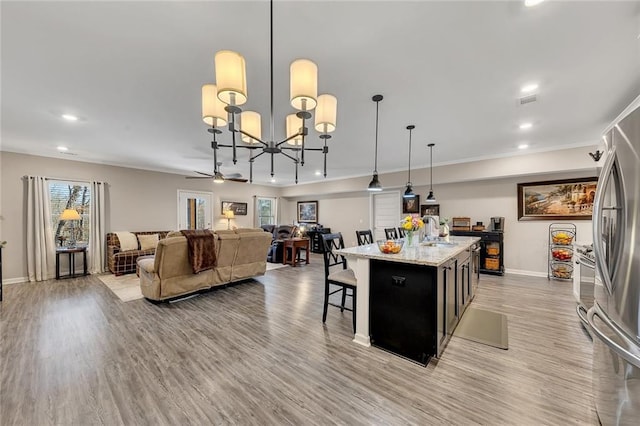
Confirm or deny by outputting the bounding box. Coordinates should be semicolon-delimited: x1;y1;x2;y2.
180;230;217;273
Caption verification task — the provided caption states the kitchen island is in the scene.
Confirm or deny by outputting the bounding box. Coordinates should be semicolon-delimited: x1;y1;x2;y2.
336;236;480;365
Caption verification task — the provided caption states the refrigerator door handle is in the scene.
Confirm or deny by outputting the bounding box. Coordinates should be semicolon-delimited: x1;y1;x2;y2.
592;145;616;295
587;303;640;369
576;304;591;331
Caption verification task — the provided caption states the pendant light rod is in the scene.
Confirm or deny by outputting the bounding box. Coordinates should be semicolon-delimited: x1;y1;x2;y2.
404;125;415;197
269;0;274;145
373;95;382;173
367;94;383;191
428;142;435;190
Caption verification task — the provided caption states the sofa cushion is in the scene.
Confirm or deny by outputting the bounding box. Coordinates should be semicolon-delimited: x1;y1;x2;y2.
138;233;159;251
116;231;138;251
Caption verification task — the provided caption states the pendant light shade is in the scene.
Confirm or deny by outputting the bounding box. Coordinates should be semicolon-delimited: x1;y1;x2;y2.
215;50;248;106
426;143;437;203
240;111;261;144
202;84;228;127
286;113;303;146
290;59;318;111
314;94;337;133
367;94;384;192
403;125;415;198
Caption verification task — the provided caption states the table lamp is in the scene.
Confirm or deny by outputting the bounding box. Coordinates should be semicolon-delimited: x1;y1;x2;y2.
59;209;81;247
224;210;235;230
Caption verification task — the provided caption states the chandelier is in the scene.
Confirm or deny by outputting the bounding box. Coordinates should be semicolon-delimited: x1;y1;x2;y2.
201;0;337;184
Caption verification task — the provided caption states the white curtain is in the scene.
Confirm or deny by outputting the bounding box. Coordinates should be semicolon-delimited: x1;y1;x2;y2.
88;181;106;274
26;176;55;282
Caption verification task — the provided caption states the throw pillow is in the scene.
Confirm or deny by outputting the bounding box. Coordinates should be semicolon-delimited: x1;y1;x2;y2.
138;233;159;251
115;231;138;251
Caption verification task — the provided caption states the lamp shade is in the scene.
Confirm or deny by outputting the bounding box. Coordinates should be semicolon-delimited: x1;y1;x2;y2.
367;174;383;191
286;113;303;146
215;50;247;106
224;210;235;219
314;94;337;133
290;59;317;111
59;209;80;220
202;84;228;127
240;111;261;144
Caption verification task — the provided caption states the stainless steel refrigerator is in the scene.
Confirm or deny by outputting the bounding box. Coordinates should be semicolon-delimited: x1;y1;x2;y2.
585;97;640;425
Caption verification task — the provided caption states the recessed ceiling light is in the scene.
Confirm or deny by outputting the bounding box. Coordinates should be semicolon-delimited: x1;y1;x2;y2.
270;178;276;183
57;146;68;151
524;0;545;7
519;122;533;130
521;83;539;93
62;114;78;121
518;144;529;150
315;170;322;176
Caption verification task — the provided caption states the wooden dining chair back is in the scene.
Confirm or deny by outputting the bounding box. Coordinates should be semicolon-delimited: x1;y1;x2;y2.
384;228;399;240
321;233;357;332
355;230;374;246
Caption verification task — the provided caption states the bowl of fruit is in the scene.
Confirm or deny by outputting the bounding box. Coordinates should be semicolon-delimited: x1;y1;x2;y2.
552;230;575;245
552;247;573;261
551;261;573;279
376;239;404;254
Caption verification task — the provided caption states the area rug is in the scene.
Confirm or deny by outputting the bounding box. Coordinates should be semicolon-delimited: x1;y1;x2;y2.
453;307;509;350
97;273;143;302
98;264;288;302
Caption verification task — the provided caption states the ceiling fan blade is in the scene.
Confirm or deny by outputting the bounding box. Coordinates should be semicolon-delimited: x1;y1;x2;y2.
225;173;243;179
227;178;248;183
194;171;215;177
185;176;214;179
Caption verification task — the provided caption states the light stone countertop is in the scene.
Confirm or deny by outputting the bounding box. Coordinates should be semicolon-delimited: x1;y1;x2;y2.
335;236;481;267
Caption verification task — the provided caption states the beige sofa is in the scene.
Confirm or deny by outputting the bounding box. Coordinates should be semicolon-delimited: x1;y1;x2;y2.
137;228;273;301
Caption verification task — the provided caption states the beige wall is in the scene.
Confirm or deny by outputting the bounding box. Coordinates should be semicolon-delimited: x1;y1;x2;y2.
1;145;601;281
0;152;278;281
280;146;601;276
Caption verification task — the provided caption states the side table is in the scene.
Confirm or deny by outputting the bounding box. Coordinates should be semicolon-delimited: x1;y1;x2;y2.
56;246;88;279
283;238;310;267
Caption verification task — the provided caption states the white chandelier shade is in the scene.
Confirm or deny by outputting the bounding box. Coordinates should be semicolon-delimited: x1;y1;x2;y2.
240;111;261;144
290;59;318;111
201;84;228;127
314;94;337;133
214;50;248;106
286;113;304;146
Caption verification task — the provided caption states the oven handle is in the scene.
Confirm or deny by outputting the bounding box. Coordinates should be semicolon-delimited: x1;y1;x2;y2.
587;303;640;369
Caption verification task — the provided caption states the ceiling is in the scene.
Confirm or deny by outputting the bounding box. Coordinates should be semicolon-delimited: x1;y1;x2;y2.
2;1;640;186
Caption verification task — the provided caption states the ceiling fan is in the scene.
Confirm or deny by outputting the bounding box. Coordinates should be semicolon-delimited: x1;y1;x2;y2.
186;162;248;183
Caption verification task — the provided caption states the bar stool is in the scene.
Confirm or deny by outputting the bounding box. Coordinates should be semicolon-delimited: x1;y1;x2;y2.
384;228;399;240
355;230;374;246
321;233;357;332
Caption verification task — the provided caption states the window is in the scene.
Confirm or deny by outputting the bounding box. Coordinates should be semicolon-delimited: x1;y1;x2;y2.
49;181;91;246
256;197;276;226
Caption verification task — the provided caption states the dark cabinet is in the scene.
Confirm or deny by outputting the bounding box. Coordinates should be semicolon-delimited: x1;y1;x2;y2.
370;260;437;365
450;230;504;276
306;228;331;253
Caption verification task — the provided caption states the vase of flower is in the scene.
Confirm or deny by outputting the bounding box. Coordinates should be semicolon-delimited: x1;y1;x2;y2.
400;215;424;248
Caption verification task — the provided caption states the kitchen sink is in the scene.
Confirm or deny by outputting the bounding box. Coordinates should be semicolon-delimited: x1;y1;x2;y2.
421;241;458;247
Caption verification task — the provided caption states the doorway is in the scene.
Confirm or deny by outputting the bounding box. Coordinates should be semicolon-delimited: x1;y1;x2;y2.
177;190;213;230
371;191;401;241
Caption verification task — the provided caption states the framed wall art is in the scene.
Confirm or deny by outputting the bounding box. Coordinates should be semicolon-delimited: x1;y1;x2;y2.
517;177;598;221
221;201;248;216
420;204;440;217
297;201;318;223
402;195;420;214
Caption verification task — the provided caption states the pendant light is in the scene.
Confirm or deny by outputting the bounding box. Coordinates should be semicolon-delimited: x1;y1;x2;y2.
403;125;415;198
367;94;383;191
426;143;437;203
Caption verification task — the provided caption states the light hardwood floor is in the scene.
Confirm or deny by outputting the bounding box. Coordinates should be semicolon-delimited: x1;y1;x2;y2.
1;255;597;425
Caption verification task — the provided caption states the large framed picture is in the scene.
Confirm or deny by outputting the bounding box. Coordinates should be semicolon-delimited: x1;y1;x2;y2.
517;177;598;221
402;195;420;214
297;200;318;223
221;201;248;216
420;204;440;217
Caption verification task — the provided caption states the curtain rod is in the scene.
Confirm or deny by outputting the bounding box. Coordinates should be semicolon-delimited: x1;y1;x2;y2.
22;175;107;184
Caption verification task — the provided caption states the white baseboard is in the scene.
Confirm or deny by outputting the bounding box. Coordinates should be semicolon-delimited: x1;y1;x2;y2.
3;277;29;285
505;268;547;278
